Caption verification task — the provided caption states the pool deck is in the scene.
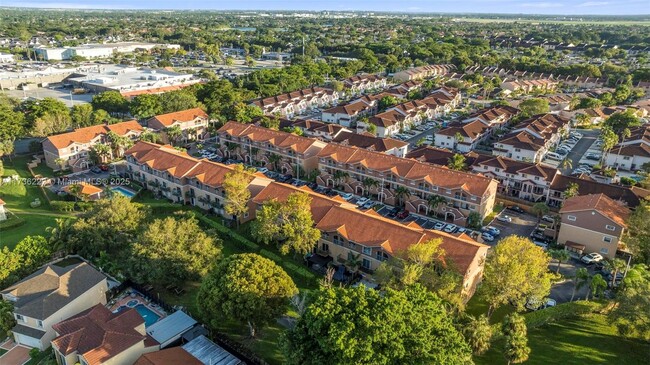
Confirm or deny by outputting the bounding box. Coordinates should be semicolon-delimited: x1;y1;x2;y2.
108;290;167;320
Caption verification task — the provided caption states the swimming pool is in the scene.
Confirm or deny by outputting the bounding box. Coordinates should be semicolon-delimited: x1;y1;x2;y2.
117;304;161;327
112;186;136;198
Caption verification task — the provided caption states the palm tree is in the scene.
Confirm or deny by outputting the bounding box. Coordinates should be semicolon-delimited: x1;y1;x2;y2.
447;153;467;171
361;177;379;197
560;157;573;171
531;202;549;222
394;186;411;208
589;273;607;300
108;131;133;157
453;132;464;152
345;253;363;273
549;249;570;273
164;125;183;145
604;258;627;288
333;170;349;189
563;182;579;200
571;268;590;302
268;153;282;171
90;143;111;164
54;158;67;171
46;218;75;254
426;194;447;215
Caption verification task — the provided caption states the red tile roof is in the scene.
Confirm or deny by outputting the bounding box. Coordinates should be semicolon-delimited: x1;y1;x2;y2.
218;121;324;154
46;120;142;150
148;108;208;128
560;193;631;227
134;347;202;365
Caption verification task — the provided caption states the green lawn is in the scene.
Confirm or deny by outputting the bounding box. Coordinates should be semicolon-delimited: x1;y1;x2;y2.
465;290;515;324
0;156;75;249
475;313;650;365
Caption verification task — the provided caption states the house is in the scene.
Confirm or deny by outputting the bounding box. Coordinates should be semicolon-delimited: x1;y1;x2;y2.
1;262;108;350
392;64;456;83
321;99;377;127
500;79;558;95
134;347;203;365
558;194;631;259
288;119;351;140
51;304;159;365
493;114;569;162
331;131;409;157
341;74;387;96
63;182;104;201
604;125;650;171
386;80;422;98
215;121;327;176
146;108;210;143
316;143;498;226
249;87;339;117
43;120;143;172
0;198;6;221
547;175;650;209
434;121;491;153
124;141;271;216
252;181;489;297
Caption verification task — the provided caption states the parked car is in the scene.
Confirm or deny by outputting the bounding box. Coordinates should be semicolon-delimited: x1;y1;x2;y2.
90;166;102;173
356;197;369;206
546;152;562;160
507;205;525;214
581;252;604;264
525;297;557;311
340;193;353;201
497;215;512;223
542;215;555;223
433;222;445;230
443;224;457;233
396;210;410;219
533;240;549;250
362;200;376;209
481;232;495;242
256;167;269;173
387;206;401;218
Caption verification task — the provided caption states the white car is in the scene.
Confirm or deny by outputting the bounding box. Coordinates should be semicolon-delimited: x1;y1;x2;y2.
497;215;512;223
443;224;457;233
581;253;604;264
340;193;354;201
433;222;445;230
481;232;495;242
356;197;369;206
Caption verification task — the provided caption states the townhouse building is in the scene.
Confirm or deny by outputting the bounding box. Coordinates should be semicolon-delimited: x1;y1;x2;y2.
287;119;351;140
321;99;378;127
1;262;108;350
331;131;409;157
341;74;387;96
461;105;520;129
500;79;558;95
434;120;491;153
558;194;630;259
392;64;456;83
251;182;488;298
604;125;650;171
215;122;327;177
385;80;422;99
249;87;339;117
546;175;650;209
51;304;159;365
146;108;210;143
493;113;569;162
316;144;498;226
43;120;143;171
124;142;271;219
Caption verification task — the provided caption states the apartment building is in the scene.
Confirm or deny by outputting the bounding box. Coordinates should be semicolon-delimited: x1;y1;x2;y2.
331;131;409;157
124;142;271;219
321;99;378;127
604;125;650;171
1;262;108;350
146;108;210;143
251;182;488;297
43;120;143;171
558;194;630;259
547;175;650;209
316;144;498;226
249;87;339;117
51;304;159;365
386;80;422;98
392;64;456;83
500;79;558;95
493;114;569;162
215;121;327;177
287;119;351;140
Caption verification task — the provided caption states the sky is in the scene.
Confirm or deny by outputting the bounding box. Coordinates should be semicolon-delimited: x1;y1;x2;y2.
2;0;649;15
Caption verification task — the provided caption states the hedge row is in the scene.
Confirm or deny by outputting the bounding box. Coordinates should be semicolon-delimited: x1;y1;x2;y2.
524;300;604;328
50;200;95;212
193;213;260;251
0;216;26;231
259;249;283;262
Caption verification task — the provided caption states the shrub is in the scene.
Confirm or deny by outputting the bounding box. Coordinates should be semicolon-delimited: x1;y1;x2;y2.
50;201;76;212
76;202;94;211
259;249;283;262
0;215;26;231
193;213;259;250
284;261;317;280
620;176;637;186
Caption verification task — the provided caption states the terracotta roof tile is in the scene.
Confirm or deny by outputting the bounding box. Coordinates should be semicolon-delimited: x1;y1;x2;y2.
135;347;202;365
148;108;208;128
560;193;631;227
46;120;142;150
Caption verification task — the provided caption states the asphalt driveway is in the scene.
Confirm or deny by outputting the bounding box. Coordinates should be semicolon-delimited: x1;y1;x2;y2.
548;258;596;304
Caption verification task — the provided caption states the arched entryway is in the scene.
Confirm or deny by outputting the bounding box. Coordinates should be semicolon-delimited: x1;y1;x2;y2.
445;212;455;222
418;204;428;215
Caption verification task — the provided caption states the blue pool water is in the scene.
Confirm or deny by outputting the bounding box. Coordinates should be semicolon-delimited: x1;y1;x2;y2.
112;186;135;198
118;304;161;327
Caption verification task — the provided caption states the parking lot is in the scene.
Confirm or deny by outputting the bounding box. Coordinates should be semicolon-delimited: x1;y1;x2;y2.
485;207;538;246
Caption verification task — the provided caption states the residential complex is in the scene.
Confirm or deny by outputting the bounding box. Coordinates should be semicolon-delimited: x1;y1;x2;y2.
392;64;456;82
604;125;650;171
42;120;143;171
146;108;210;143
249;87;339;117
493;113;570;163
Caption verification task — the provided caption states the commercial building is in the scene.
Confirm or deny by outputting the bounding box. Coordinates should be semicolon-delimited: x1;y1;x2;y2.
34;42;180;61
67;66;197;95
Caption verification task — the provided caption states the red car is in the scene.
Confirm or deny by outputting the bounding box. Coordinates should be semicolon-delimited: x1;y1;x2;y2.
99;164;109;171
396;210;410;219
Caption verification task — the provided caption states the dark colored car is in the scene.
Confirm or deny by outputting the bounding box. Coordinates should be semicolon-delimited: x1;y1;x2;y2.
387;206;401;218
396;210;410;219
99;164;109;171
90;166;102;173
508;205;525;214
307;182;318;190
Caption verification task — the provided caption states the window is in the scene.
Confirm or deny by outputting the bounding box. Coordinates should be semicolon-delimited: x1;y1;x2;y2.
603;237;612;243
567;215;576;221
362;247;372;256
605;225;616;231
37;320;43;328
362;258;371;269
600;247;609;255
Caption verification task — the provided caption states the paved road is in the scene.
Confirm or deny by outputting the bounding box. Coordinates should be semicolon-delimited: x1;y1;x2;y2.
549;258;595;304
559;129;600;174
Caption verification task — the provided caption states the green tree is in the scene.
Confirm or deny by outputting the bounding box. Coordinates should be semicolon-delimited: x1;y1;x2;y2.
503;313;531;365
531;202;550;222
197;253;298;338
46;218;75;255
462;314;493;355
378;95;398;111
281;284;472;365
252;192;321;256
0;299;16;339
90;109;112;125
571;267;590;302
625;201;650;265
130;94;163;119
70;104;94;128
13;236;51;274
0;247;20;287
394;186;411;207
563;182;580;200
577;97;602;109
31;111;72;137
160;90;198;113
163;125;183;145
518;98;550;117
223;164;253;225
361;177;379;197
548;248;570;274
138;131;162;144
605;110;641;134
589;273;607;300
482;235;553;316
447;153;467;171
604;258;627;288
91;91;129;116
129;214;221;286
609;264;650;341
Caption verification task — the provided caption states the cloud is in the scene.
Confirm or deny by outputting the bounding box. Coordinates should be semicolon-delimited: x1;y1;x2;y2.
578;1;610;6
519;2;562;8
